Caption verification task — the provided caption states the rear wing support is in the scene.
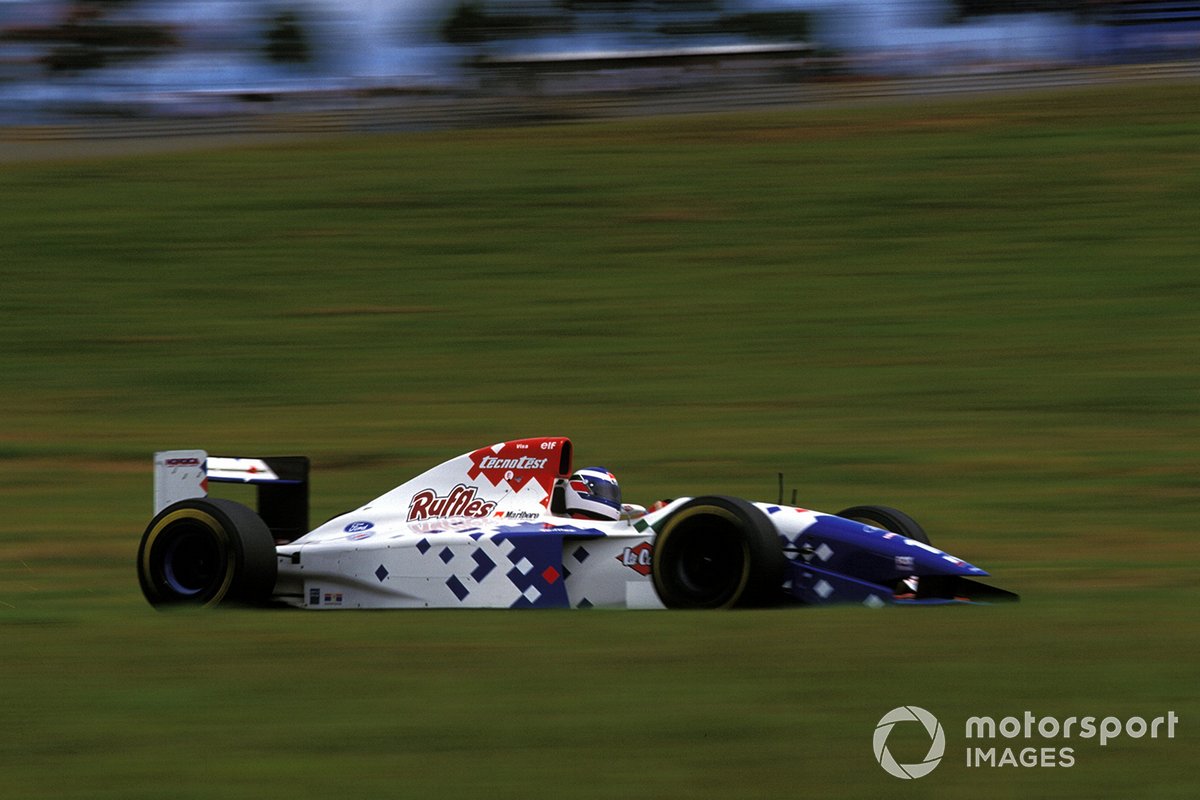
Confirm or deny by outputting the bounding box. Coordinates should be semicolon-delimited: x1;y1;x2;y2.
154;450;310;543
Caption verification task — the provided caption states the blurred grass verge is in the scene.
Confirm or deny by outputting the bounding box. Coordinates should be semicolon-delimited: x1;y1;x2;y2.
1;82;1197;798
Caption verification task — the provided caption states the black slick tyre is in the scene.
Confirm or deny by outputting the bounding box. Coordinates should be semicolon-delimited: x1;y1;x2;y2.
651;495;786;609
137;498;277;608
835;505;930;545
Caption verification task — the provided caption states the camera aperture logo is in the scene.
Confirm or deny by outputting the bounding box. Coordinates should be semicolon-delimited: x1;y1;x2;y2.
873;706;946;779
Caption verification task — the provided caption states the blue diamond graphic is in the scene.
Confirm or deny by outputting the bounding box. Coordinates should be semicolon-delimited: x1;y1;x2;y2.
573;546;590;563
439;547;454;564
471;550;496;582
446;575;469;601
375;565;389;582
416;538;431;554
577;598;593;609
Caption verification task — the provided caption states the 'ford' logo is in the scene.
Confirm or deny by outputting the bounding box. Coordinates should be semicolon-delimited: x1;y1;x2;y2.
344;520;374;533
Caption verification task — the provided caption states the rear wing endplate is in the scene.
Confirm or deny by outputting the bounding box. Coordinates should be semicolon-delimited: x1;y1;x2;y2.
154;450;310;543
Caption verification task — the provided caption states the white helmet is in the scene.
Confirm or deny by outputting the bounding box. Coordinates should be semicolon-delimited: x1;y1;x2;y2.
559;467;622;521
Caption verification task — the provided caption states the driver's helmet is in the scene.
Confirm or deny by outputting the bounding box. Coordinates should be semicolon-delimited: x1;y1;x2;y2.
560;467;622;521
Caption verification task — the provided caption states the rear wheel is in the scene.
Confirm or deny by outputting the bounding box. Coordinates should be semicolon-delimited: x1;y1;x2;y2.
137;498;277;608
835;505;930;545
651;496;785;609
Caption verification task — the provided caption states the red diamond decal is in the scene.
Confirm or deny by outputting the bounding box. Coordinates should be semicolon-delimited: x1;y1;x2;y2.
541;565;561;584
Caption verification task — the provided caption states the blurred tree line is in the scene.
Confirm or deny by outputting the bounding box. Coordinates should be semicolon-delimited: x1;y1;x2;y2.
1;0;312;73
3;0;818;75
1;1;173;72
440;0;812;46
1;0;1137;76
953;0;1094;16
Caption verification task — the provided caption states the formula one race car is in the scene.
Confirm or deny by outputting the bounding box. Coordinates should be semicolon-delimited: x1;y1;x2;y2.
136;437;1017;610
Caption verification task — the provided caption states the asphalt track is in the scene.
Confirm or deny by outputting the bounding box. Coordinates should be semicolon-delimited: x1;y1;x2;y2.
1;60;1197;163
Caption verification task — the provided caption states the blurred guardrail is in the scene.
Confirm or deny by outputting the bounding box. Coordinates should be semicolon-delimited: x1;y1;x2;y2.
2;60;1197;142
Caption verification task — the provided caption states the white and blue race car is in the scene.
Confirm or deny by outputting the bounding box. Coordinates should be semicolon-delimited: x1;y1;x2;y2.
137;436;1017;610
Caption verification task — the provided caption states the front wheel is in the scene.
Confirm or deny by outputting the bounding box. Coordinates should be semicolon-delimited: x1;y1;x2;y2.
835;504;930;545
137;498;277;608
651;496;786;609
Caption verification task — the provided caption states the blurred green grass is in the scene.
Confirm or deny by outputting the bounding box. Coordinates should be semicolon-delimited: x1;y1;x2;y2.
1;82;1198;798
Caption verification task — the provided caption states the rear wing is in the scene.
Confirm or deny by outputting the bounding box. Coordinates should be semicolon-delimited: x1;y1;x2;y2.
154;450;310;543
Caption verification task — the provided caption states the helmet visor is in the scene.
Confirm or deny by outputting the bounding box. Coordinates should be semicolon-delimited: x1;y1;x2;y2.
581;474;621;505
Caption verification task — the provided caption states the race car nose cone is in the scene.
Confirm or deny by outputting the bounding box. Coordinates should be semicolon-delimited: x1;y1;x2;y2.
806;514;990;577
